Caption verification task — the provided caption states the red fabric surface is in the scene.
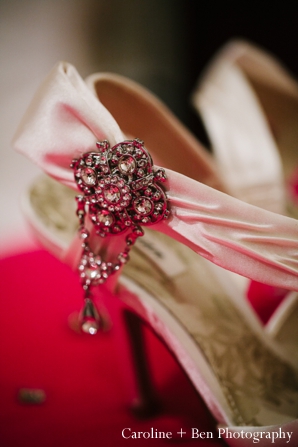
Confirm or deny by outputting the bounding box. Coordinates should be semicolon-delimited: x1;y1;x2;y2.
0;250;225;446
247;280;288;324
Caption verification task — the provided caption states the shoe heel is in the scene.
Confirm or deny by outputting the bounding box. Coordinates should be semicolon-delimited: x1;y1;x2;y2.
123;309;161;418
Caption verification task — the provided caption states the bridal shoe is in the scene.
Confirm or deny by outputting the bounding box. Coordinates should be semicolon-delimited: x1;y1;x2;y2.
12;62;298;445
192;39;298;216
192;39;298;362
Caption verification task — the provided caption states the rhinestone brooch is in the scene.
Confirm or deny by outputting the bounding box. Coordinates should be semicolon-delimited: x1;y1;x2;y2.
70;139;170;334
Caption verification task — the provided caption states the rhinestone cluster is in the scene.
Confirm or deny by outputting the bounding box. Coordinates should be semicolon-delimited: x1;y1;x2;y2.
71;139;169;238
70;139;170;333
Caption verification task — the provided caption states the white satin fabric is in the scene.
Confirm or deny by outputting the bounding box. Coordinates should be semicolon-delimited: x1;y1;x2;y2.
192;40;288;215
13;62;298;291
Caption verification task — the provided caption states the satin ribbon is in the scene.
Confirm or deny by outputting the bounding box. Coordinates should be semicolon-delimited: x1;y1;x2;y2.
13;62;298;291
192;40;286;215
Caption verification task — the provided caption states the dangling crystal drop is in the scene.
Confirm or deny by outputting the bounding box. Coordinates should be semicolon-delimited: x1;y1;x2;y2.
80;298;101;335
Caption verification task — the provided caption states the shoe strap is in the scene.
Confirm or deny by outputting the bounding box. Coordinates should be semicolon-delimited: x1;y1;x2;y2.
192;40;290;214
13;62;298;291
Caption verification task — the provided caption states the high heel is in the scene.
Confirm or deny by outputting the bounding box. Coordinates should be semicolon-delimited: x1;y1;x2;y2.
13;62;298;444
123;310;161;418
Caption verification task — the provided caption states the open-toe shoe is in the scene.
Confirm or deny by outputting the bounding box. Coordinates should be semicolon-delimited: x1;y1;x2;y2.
13;62;298;445
192;39;298;364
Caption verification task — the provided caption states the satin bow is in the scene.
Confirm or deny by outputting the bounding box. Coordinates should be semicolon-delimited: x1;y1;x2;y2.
13;62;298;291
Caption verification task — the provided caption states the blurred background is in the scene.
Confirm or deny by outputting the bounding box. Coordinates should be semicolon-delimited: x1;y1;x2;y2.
1;0;298;255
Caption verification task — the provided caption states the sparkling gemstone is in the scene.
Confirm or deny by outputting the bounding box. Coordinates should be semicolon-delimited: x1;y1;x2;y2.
96;140;109;153
81;168;97;186
155;202;163;211
164;209;170;219
79;228;89;239
134;197;153;215
81;320;99;335
101;262;108;271
155;169;167;182
94;255;102;265
104;185;121;203
126;235;135;246
118;155;136;174
97;210;114;227
118;252;129;264
133;226;144;236
85;266;101;280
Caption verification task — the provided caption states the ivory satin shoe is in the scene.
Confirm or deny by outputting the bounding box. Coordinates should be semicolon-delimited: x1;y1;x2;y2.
192;39;298;365
13;62;298;445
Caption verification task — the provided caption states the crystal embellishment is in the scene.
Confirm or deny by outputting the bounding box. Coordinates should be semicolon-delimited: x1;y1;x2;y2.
103;185;121;204
118;155;136;174
80;298;101;335
71;139;169;236
71;139;170;332
134;197;153;215
81;167;97;186
97;210;114;226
